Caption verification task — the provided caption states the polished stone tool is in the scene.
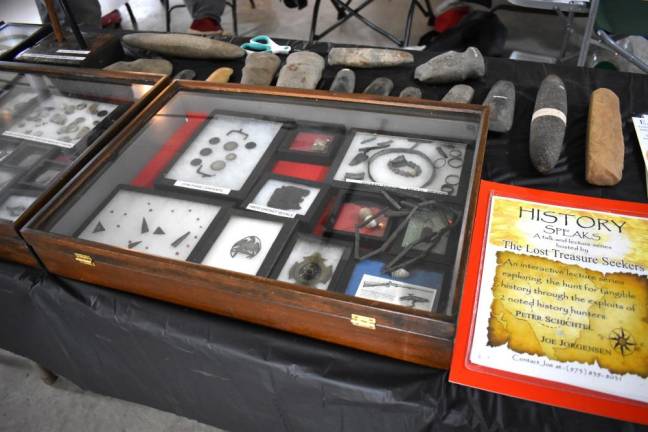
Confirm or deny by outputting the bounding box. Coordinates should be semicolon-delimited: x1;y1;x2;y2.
586;88;624;186
241;52;281;86
104;58;173;75
173;69;196;80
206;67;234;83
414;47;485;84
276;51;325;90
529;74;568;174
399;86;422;98
483;80;516;133
122;33;245;60
363;77;393;96
441;84;474;103
328;47;414;68
329;68;355;93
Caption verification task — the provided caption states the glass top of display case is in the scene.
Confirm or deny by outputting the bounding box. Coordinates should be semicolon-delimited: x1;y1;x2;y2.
0;64;158;225
0;23;42;57
36;84;486;318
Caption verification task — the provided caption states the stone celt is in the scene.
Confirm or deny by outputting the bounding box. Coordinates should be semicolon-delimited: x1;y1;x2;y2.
329;68;356;93
276;51;325;90
104;58;173;75
414;47;485;84
529;74;568;174
586;88;624;186
399;86;422;98
328;47;414;68
441;84;474;103
241;52;281;86
122;33;245;60
483;80;516;133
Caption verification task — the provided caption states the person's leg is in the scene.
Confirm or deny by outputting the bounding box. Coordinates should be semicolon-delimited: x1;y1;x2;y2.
185;0;226;34
184;0;226;21
35;0;102;29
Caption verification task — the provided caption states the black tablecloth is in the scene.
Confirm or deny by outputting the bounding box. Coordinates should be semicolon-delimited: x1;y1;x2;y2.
2;39;648;432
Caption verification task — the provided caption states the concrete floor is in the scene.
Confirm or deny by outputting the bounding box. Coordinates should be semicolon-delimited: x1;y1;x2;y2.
2;0;585;57
0;348;225;432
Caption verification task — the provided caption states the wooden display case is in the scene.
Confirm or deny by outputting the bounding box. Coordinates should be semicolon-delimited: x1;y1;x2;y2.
0;61;168;266
22;81;488;368
0;22;50;61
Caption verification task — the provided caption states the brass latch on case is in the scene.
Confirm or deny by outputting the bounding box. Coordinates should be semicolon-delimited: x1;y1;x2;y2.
74;253;95;266
351;314;376;330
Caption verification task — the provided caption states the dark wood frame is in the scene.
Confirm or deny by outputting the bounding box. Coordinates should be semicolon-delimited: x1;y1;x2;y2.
0;22;51;61
0;61;169;266
22;81;489;368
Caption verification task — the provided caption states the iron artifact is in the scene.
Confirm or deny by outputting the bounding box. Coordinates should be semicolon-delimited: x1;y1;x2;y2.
230;236;262;258
288;252;333;286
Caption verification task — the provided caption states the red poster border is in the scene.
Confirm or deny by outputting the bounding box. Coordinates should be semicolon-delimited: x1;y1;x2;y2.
450;180;648;425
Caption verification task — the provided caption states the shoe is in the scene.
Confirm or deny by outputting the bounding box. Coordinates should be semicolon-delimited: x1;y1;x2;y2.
101;9;122;29
188;17;223;35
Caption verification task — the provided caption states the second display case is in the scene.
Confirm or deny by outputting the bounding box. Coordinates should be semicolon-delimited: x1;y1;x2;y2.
23;82;488;368
0;61;168;265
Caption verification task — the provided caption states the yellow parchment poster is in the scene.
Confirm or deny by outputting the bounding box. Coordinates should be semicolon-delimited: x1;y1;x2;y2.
469;195;648;403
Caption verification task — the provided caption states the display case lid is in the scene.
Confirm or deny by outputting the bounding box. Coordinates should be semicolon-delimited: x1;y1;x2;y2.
24;81;488;367
0;23;45;58
0;61;167;228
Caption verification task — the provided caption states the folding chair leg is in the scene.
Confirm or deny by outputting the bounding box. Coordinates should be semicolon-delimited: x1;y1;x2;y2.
164;0;171;32
597;29;648;73
309;0;322;42
403;1;417;46
232;0;238;35
577;0;599;67
125;2;138;30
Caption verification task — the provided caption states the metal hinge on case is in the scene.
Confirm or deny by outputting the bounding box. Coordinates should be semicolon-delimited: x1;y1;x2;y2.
351;314;376;330
74;252;95;266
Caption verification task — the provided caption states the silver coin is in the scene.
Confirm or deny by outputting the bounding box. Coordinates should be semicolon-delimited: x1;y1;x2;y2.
224;141;238;151
225;153;237;161
210;160;226;171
